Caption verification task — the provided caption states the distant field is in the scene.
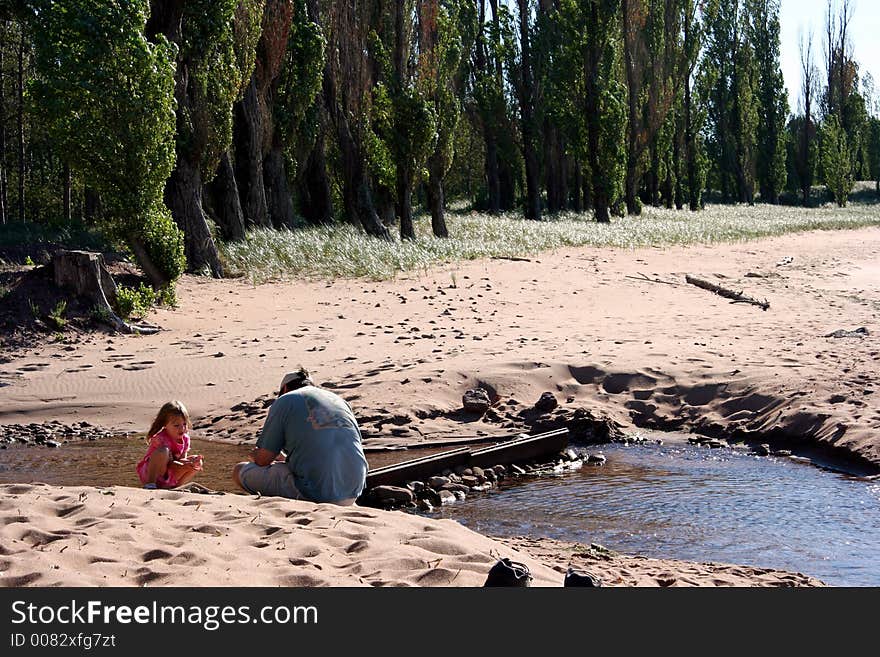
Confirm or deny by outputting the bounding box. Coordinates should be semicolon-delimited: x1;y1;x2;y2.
219;201;880;282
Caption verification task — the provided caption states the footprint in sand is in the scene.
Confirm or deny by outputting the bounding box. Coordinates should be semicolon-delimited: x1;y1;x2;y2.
190;525;225;537
17;363;50;372
103;354;134;362
134;568;169;586
3;573;42;586
88;556;118;564
54;504;86;518
167;552;207;567
277;574;326;587
119;361;156;371
142;549;174;562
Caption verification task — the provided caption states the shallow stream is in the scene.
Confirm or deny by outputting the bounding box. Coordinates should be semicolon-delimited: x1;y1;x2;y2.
1;435;878;586
432;440;880;587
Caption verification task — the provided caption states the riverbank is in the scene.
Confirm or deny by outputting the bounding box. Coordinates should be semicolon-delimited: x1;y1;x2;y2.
1;225;878;585
0;482;823;587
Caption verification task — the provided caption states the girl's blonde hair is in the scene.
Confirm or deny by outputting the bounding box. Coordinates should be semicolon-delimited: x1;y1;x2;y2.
147;400;191;440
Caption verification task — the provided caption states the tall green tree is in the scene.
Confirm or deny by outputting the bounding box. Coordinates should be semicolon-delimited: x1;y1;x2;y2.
560;0;626;223
699;0;757;204
514;0;542;220
747;0;788;204
29;0;183;289
820;113;853;206
421;0;476;236
146;0;260;277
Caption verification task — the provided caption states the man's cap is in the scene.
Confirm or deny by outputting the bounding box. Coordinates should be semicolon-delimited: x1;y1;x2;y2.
280;367;312;391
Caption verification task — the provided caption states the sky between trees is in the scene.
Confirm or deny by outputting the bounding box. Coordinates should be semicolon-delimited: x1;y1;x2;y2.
779;0;878;113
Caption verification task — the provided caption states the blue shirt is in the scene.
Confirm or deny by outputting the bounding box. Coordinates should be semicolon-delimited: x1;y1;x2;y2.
256;386;368;503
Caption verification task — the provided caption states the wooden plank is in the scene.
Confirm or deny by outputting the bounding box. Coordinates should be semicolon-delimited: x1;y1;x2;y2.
469;428;569;468
365;447;470;488
364;429;570;488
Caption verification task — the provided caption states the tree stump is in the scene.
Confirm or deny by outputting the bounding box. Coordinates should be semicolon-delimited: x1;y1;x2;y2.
52;250;159;334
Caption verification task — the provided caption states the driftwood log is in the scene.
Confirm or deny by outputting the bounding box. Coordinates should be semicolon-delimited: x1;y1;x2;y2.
53;250;160;334
685;274;770;311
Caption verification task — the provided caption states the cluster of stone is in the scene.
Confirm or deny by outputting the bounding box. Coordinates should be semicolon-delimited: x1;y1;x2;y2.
687;435;730;449
0;421;115;448
361;447;608;512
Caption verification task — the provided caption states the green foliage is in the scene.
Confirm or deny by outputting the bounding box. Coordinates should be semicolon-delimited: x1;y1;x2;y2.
276;0;326;178
46;300;67;330
391;87;437;180
231;0;265;100
820;114;854;207
699;0;758;202
423;0;474;183
24;255;34;266
747;0;788;203
139;203;187;283
179;0;241;176
28;0;183;285
558;0;627;220
90;304;112;324
115;282;156;321
868;117;880;189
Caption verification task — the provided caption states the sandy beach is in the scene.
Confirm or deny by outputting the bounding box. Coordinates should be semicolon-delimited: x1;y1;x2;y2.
2;226;879;586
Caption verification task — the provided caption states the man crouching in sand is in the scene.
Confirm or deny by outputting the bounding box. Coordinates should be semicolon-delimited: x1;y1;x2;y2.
232;367;368;505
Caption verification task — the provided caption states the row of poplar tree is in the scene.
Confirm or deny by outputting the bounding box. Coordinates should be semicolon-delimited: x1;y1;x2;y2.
0;0;878;289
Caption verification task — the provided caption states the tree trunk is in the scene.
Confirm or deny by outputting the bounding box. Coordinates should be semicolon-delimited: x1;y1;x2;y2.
53;250;159;334
673;129;684;210
128;235;169;289
649;142;660;206
573;161;584;212
205;149;246;241
427;167;448;237
475;0;500;214
234;79;270;227
517;0;541;221
397;168;414;240
622;0;642;216
544;121;559;213
0;27;6;225
685;72;699;211
264;145;295;229
62;162;71;223
84;187;99;223
165;157;223;277
17;30;24;222
499;162;515;211
585;4;609;223
484;134;501;212
301;126;333;225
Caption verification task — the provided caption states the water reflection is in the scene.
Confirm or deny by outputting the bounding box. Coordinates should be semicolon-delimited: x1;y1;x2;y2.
430;443;880;586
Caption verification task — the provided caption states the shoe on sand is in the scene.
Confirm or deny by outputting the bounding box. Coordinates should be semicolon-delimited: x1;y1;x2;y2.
483;558;532;587
143;483;157;490
564;567;602;587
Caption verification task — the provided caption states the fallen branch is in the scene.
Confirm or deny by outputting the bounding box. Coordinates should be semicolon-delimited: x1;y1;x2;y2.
625;272;680;286
684;274;770;311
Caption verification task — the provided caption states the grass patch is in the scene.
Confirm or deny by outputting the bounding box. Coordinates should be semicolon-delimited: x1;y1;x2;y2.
219;202;880;283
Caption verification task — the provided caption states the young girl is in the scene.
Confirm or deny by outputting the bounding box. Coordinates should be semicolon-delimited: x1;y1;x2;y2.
136;401;204;489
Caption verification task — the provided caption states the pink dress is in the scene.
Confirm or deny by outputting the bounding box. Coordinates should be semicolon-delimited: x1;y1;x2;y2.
136;429;191;488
